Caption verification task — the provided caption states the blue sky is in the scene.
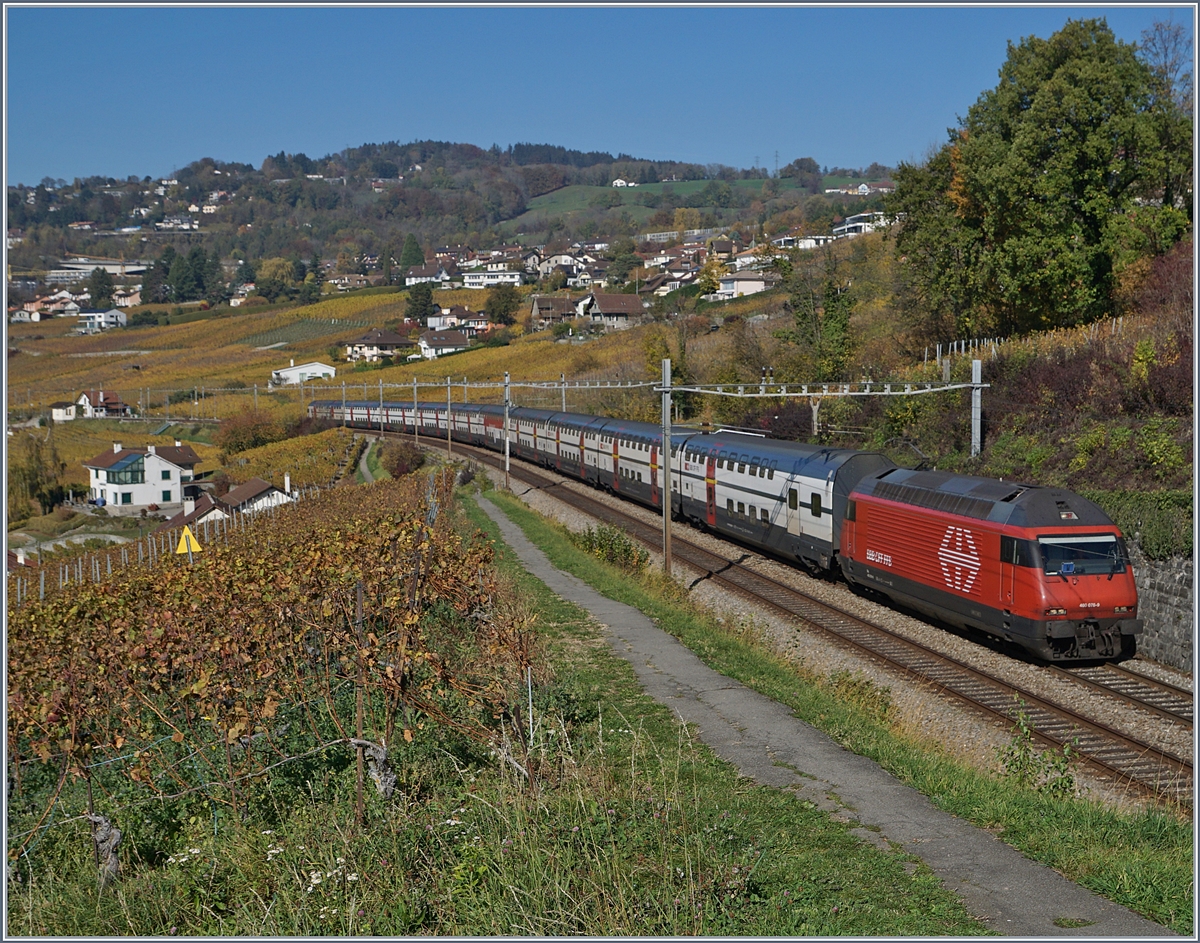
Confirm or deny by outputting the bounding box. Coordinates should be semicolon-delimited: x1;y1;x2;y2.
5;5;1193;186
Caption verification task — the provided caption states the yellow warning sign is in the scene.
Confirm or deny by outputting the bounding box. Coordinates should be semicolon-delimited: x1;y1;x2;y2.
175;525;203;554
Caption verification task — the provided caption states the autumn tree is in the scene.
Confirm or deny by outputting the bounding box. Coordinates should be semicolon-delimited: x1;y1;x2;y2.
695;253;727;295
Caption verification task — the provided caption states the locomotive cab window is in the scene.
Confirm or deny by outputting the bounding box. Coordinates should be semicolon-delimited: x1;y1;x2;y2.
811;493;822;517
1037;534;1126;576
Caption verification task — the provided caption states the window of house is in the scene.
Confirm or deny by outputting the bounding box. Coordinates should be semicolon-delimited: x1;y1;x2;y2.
121;492;132;505
162;470;171;480
162;490;172;503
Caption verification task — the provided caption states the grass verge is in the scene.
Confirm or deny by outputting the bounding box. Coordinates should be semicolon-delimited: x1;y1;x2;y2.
481;489;1194;934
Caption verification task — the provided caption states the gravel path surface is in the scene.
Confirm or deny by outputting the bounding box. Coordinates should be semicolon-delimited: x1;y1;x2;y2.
465;453;1191;812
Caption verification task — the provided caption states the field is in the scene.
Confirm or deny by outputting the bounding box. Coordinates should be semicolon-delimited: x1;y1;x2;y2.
502;178;803;235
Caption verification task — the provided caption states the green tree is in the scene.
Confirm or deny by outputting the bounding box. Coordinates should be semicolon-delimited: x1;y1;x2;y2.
775;244;855;381
486;283;522;325
406;281;438;324
399;233;425;270
86;267;114;309
890;19;1191;339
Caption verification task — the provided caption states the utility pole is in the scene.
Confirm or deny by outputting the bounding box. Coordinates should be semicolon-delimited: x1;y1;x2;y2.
661;358;672;577
378;378;384;435
504;371;511;491
446;376;452;455
971;359;982;458
341;381;346;426
412;376;418;445
561;373;566;412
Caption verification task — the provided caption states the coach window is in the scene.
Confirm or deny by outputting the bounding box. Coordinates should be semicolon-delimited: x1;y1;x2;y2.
727;498;734;514
749;505;757;520
737;502;745;517
761;508;769;523
811;493;822;517
750;461;759;476
737;461;746;474
788;489;798;510
768;462;776;480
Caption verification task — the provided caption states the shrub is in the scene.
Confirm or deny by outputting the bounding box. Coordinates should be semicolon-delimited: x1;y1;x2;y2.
214;410;287;454
569;524;649;574
378;441;425;478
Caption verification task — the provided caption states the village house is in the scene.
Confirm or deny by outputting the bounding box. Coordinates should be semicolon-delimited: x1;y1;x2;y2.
418;329;471;359
49;401;77;422
579;293;648;331
713;270;781;300
404;261;456;288
77;390;133;418
223;476;294;513
84;440;200;509
528;295;578;331
329;273;370;291
78;308;127;333
345;328;414;362
271;360;336;385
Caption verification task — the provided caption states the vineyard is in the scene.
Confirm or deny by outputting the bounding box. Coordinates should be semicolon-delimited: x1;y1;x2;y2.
238;318;371;350
217;426;358;489
7;474;537;927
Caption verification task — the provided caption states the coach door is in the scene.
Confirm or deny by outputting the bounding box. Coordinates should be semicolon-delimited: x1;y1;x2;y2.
579;431;587;480
612;437;620;492
705;455;717;525
786;478;801;537
650;445;659;506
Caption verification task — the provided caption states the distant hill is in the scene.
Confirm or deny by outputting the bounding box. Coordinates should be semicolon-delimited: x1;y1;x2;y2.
6;139;894;268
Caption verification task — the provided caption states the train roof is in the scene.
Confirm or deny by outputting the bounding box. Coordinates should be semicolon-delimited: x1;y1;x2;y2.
682;432;895;479
855;467;1116;528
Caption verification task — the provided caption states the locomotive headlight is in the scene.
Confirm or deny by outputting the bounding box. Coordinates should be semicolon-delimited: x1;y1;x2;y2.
1045;608;1067;616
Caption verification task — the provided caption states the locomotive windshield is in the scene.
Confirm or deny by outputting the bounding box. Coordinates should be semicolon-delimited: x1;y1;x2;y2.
1038;534;1127;576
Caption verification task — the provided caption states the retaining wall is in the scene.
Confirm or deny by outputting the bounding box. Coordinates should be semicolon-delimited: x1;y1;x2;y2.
1130;547;1194;672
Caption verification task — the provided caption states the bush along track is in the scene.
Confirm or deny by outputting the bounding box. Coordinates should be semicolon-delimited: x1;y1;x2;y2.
6;474;992;936
480;489;1193;935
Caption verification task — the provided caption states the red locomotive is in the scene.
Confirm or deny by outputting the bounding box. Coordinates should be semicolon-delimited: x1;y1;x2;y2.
839;467;1141;660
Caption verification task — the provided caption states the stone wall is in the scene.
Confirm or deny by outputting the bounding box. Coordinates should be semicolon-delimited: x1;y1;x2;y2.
1129;547;1193;672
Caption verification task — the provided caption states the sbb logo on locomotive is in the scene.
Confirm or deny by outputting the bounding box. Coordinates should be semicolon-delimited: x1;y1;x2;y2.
938;526;981;593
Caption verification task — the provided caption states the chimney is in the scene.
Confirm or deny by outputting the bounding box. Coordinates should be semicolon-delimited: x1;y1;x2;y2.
290;359;295;367
15;549;26;566
113;442;121;453
175;440;182;447
147;445;156;455
284;473;291;495
183;498;195;516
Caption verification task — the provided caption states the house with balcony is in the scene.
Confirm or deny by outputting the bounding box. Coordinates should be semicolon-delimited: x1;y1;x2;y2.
346;327;414;362
84;440;201;509
77;389;133;418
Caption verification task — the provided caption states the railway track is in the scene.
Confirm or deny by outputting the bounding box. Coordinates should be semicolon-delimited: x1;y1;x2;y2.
415;435;1194;808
